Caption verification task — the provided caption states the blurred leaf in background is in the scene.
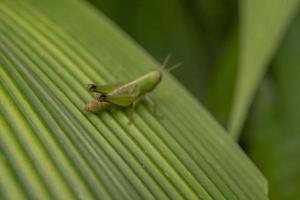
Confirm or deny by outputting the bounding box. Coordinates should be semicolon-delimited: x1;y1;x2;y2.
243;12;300;200
206;29;238;126
229;0;300;138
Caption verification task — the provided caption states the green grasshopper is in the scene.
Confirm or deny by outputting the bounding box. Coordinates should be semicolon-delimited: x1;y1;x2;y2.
84;56;180;123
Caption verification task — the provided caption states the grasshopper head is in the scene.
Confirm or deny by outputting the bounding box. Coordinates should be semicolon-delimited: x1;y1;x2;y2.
155;70;162;82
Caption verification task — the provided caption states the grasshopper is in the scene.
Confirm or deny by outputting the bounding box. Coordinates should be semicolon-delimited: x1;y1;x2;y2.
84;56;180;123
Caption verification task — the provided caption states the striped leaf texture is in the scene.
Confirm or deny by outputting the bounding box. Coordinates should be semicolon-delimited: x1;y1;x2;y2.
0;0;267;199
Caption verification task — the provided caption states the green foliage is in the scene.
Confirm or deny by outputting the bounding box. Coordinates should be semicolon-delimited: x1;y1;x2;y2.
0;0;267;199
206;30;238;126
229;0;300;138
244;12;300;200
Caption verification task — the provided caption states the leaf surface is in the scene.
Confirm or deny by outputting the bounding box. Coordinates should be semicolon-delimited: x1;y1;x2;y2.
0;0;267;199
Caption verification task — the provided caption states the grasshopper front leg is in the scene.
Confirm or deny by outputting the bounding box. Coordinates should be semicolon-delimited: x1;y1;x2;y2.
127;99;139;125
144;95;162;118
127;95;162;124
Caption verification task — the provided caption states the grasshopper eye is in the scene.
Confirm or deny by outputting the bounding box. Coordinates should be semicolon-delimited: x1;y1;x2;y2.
95;93;107;101
87;84;97;92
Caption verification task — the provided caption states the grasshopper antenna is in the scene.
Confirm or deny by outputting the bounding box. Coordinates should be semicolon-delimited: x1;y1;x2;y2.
160;54;181;73
161;54;172;70
165;62;182;73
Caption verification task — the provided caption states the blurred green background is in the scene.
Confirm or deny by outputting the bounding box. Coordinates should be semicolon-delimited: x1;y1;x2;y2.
84;0;300;199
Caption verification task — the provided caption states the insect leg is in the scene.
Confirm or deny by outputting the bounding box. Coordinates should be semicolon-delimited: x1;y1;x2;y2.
127;97;143;124
127;100;137;125
109;105;119;113
144;95;162;118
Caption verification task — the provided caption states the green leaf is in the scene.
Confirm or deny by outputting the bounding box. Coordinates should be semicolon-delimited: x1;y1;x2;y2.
244;12;300;200
228;0;300;139
206;29;238;126
0;0;267;199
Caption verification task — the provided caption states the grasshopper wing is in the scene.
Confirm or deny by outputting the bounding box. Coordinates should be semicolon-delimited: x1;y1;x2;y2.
94;83;123;93
106;94;135;106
